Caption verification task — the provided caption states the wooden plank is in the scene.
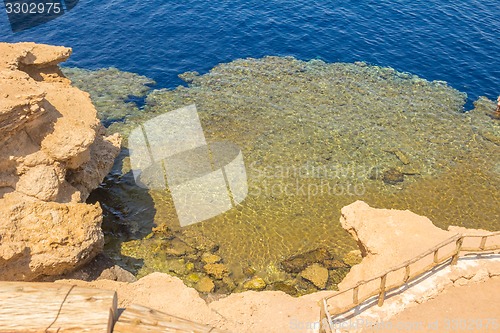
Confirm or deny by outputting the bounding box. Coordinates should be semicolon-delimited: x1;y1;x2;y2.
113;303;226;333
0;282;116;333
377;274;387;307
319;299;331;333
451;237;463;265
353;285;359;305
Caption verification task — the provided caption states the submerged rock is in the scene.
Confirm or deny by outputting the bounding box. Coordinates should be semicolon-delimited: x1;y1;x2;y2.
382;168;404;185
196;276;215;293
203;263;228;280
300;264;329;289
68;56;499;295
201;253;222;264
271;281;298;296
343;249;363;266
0;42;121;280
281;248;331;273
243;276;267;290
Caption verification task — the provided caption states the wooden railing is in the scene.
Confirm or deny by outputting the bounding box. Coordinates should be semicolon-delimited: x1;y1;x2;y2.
319;231;500;333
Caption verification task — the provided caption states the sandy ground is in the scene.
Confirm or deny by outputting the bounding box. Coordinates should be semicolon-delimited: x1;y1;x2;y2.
362;276;500;333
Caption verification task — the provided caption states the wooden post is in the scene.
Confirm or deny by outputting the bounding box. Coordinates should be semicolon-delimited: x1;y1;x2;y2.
377;274;387;307
353;285;359;305
319;299;328;333
0;282;117;333
433;249;439;263
480;236;487;250
451;237;464;265
404;265;411;282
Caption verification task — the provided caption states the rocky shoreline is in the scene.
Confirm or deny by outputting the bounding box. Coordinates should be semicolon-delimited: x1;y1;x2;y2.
0;42;120;280
0;42;499;332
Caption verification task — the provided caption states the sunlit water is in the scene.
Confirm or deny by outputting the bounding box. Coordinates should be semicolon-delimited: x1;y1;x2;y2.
65;58;499;294
2;0;499;294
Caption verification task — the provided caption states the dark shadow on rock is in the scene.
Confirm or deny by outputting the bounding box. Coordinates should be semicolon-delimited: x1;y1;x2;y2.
86;147;156;276
39;253;137;283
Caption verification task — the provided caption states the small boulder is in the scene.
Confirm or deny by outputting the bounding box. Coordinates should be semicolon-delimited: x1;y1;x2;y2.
201;253;222;264
300;264;329;289
203;263;228;280
98;265;137;283
243;276;267;291
165;238;195;256
195;276;215;293
383;168;404;185
343;250;363;266
281;248;330;273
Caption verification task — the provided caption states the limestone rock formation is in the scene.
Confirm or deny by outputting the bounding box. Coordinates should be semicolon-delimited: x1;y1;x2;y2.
242;276;267;291
338;200;455;289
300;263;329;289
0;42;121;281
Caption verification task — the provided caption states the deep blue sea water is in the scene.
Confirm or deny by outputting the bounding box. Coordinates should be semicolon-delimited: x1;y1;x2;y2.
1;0;499;109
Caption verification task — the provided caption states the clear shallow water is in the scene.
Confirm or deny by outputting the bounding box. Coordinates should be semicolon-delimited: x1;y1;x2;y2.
1;0;499;108
2;1;499;294
66;58;499;295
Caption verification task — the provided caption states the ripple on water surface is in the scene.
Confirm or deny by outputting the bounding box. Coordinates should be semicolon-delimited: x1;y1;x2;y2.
65;57;499;295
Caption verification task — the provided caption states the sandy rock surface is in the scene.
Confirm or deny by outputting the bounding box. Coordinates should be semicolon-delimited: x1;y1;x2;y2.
0;42;121;281
54;201;499;333
338;200;456;290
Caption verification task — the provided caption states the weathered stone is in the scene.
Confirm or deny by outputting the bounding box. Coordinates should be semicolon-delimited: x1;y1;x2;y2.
300;264;329;289
323;259;348;269
186;273;201;284
281;248;331;273
271;281;298;296
0;193;104;281
165;238;196;257
203;263;228;280
98;265;137;283
343;250;363;266
243;276;267;291
339;200;455;290
382;168;404;184
0;42;121;280
195;276;215;293
201;253;222;264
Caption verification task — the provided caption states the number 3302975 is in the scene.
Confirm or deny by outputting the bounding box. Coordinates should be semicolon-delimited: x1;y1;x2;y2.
5;2;61;14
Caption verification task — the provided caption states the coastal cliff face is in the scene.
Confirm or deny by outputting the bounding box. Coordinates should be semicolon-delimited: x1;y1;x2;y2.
0;42;121;280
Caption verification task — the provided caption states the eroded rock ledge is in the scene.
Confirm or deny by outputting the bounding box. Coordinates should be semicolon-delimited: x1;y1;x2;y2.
0;42;121;281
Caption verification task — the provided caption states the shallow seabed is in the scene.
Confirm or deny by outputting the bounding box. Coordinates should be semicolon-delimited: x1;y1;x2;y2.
63;57;499;295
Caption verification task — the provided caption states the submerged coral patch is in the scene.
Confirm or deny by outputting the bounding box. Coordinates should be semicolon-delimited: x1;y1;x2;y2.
80;57;499;295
